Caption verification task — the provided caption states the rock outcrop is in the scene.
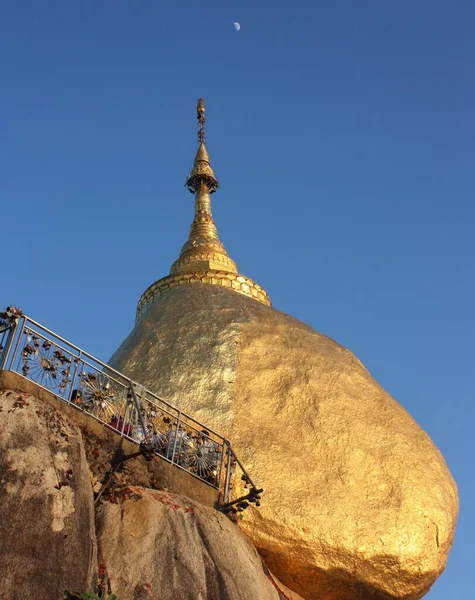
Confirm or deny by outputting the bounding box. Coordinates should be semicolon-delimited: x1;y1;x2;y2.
0;380;291;600
96;486;280;600
110;284;459;600
0;388;96;600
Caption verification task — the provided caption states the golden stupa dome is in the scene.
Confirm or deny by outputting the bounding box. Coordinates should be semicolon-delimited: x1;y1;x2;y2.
109;101;458;600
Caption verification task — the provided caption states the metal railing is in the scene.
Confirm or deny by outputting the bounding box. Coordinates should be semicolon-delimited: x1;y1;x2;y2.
0;308;261;510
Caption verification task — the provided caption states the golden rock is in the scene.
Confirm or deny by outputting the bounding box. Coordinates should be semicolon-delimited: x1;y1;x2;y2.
110;99;457;598
109;284;458;600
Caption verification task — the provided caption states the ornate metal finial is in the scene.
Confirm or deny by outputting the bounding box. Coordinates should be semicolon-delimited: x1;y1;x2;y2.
197;98;206;144
186;98;220;194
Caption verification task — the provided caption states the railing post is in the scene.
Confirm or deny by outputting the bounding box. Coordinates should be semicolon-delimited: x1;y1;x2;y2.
0;327;14;371
128;381;150;445
120;393;132;438
67;350;82;403
223;442;233;504
169;410;181;465
216;438;226;492
0;314;21;372
8;317;26;373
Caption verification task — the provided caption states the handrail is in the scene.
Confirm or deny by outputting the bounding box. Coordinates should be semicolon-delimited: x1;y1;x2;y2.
0;307;262;510
23;315;227;439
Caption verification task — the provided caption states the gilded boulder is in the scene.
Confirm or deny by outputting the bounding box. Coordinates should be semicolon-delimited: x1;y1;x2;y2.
109;285;458;600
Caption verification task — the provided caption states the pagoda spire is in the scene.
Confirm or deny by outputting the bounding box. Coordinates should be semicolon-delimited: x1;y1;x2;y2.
171;98;236;275
135;99;271;321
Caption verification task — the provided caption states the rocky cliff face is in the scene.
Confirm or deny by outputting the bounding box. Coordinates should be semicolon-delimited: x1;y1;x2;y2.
109;285;459;600
0;388;96;600
96;487;281;600
0;384;289;600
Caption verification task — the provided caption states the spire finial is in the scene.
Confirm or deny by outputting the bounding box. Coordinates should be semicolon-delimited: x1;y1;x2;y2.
186;98;220;194
197;98;206;144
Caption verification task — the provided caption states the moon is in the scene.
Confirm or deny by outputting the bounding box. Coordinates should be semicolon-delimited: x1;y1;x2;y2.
233;22;241;31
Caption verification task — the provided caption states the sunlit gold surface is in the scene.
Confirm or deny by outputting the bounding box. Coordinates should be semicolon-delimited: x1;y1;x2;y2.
170;183;238;276
110;285;459;600
136;270;271;320
188;143;218;183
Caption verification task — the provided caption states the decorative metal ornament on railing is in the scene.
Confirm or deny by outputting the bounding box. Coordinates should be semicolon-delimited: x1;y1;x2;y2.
21;332;72;391
79;371;123;420
0;306;23;326
0;307;262;510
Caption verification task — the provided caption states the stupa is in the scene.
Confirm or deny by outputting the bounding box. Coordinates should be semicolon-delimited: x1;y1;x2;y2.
135;98;271;316
109;100;458;600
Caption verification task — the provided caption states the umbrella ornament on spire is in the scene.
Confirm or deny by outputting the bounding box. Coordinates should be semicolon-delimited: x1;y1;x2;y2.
186;98;219;194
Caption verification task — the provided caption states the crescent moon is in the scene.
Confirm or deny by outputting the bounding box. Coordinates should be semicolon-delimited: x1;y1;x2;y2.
233;22;241;31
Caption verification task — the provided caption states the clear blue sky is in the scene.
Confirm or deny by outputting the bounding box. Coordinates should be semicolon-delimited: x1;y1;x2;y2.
1;1;473;596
